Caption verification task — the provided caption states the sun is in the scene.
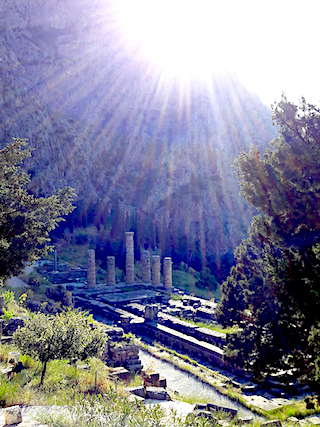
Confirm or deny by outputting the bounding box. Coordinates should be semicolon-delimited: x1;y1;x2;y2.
112;0;236;83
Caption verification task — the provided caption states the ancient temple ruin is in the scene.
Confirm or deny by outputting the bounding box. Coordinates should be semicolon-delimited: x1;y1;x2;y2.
88;231;172;299
68;232;226;371
72;232;172;307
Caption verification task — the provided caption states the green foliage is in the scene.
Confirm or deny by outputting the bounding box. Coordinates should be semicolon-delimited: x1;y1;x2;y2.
217;96;320;376
46;284;73;307
2;290;15;306
179;317;237;335
308;325;320;383
173;269;219;300
0;138;75;281
13;309;106;385
19;271;50;293
0;379;19;408
36;392;173;427
1;307;15;323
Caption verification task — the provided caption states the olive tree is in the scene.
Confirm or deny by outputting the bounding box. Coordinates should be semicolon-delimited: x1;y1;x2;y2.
14;309;107;385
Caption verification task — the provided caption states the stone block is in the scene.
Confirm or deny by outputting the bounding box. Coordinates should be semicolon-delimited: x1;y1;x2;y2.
157;378;167;388
149;372;160;382
272;398;294;407
231;380;243;389
126;386;145;398
109;368;130;382
0;336;13;345
4;317;26;335
305;417;320;425
218;421;231;427
260;421;282;427
244;395;280;411
5;406;22;425
207;403;238;419
242;384;257;393
145;386;171;400
287;417;299;424
126;363;142;372
236;416;254;425
127;394;145;405
194;402;207;411
192;410;215;420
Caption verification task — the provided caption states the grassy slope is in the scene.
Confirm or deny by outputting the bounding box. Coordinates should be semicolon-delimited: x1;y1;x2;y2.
172;270;220;300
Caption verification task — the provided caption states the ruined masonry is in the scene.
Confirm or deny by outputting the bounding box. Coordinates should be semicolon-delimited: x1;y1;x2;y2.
70;232;175;373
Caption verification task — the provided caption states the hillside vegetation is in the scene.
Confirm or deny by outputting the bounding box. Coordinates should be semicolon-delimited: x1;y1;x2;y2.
0;0;278;278
217;97;320;383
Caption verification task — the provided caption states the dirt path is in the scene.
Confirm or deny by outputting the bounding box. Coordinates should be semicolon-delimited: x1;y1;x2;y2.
6;261;40;289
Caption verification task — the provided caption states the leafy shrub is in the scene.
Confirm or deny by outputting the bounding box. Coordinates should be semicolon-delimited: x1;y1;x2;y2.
2;307;15;323
2;290;15;306
46;284;73;307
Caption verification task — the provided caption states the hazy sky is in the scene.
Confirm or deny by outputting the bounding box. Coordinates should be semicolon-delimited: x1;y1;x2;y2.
113;0;320;107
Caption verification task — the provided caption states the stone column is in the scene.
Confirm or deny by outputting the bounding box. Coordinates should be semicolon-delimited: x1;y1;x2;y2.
125;232;135;284
0;296;4;315
54;247;57;272
142;250;151;283
87;249;96;287
107;256;116;286
163;257;172;291
152;255;161;286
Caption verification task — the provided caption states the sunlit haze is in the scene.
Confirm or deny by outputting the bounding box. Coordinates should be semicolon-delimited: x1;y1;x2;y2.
113;0;320;107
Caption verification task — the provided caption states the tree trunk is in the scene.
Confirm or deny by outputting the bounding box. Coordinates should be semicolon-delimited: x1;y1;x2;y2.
40;360;47;386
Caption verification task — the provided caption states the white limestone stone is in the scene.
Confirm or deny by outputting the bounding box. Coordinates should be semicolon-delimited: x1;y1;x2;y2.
5;405;22;425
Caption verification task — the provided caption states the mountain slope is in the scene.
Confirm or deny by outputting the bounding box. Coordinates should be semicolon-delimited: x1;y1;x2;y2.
0;0;278;276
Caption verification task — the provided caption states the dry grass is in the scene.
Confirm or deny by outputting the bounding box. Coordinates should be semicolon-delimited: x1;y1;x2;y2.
0;344;127;407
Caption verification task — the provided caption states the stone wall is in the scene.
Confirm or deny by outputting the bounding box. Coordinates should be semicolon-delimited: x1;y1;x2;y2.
101;325;142;372
141;321;224;367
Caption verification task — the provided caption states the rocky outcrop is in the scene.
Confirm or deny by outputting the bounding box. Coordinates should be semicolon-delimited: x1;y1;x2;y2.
3;317;26;336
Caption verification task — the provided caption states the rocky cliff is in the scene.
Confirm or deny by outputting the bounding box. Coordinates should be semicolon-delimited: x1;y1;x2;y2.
0;0;278;276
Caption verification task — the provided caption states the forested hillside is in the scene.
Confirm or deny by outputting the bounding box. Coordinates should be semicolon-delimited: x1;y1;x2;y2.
0;0;277;278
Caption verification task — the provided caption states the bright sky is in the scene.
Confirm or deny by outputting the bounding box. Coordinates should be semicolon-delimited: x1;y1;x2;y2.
112;0;320;107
